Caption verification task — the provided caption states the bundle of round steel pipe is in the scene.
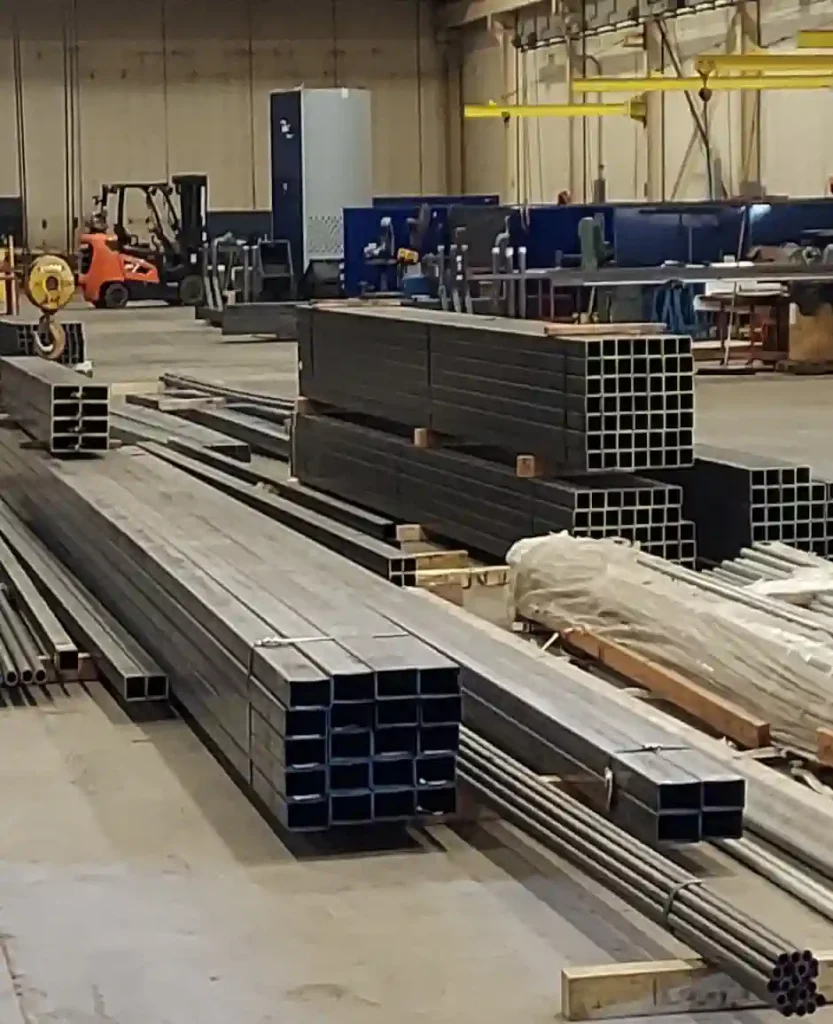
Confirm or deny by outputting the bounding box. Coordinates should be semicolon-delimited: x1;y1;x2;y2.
458;727;823;1016
0;585;46;685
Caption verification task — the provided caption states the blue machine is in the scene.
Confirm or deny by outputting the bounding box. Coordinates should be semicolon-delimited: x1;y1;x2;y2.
343;195;499;296
270;87;372;295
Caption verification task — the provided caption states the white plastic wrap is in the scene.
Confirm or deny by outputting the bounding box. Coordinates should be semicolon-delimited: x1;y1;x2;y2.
507;533;833;753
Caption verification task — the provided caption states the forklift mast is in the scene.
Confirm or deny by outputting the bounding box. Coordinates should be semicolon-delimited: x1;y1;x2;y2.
172;173;208;256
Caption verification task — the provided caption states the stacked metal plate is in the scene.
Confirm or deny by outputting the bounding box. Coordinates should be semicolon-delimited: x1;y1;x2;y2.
0;438;458;831
294;412;697;564
0;316;86;366
653;445;829;563
0;356;109;454
298;306;695;473
0;428;743;844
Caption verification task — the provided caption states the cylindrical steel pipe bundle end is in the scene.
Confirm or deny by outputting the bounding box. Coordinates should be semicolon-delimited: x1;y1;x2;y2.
458;727;819;1017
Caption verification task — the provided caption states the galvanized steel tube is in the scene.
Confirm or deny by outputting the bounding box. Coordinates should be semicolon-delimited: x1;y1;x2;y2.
459;727;821;1016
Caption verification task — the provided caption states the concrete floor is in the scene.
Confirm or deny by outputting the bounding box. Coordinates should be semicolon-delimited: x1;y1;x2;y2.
2;303;832;1023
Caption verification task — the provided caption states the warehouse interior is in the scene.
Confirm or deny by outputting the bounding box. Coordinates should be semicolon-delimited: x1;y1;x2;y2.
6;1;833;1023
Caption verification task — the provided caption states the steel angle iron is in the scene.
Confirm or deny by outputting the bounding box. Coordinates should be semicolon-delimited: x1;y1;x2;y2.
24;255;76;362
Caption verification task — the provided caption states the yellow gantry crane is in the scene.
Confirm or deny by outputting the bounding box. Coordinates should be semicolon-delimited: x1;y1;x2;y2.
464;42;833;121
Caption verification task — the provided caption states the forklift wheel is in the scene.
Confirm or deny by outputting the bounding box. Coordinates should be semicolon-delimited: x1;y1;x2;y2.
178;275;205;306
101;282;129;309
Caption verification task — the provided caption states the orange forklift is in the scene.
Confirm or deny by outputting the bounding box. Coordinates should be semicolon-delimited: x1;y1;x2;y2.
78;173;207;309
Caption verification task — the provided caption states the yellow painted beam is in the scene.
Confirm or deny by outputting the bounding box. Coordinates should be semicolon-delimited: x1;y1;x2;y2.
464;100;645;121
797;30;833;49
573;74;833;93
695;52;833;75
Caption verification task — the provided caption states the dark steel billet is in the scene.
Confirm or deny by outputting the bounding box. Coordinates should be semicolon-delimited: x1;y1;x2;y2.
458;728;814;1016
0;533;76;670
176;406;289;460
0;508;165;698
0;587;45;683
111;406;250;462
139;441;415;582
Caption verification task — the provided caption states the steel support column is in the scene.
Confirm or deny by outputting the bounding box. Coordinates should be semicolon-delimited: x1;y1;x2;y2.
736;0;762;194
644;21;665;200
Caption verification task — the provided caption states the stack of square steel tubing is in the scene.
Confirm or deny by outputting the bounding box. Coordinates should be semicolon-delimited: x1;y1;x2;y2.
0;434;459;831
0;357;109;454
293;412;696;564
0;317;86;366
297;306;695;474
0;428;745;843
653;444;831;563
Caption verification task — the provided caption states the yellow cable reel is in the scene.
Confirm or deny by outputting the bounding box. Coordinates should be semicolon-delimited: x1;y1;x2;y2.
25;254;75;361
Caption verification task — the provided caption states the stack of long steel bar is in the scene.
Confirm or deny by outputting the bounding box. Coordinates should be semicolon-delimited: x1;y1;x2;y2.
0;509;167;701
297;305;695;473
0;357;108;454
0;533;77;673
157;372;294;414
0;317;86;366
112;403;251;462
653;445;830;562
0;429;742;842
0;437;459;830
160;437;398;542
144;441;414;582
459;728;821;1018
294;411;696;563
176;405;289;460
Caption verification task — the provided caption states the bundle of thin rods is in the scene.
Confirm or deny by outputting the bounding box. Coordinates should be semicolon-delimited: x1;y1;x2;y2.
458;728;823;1016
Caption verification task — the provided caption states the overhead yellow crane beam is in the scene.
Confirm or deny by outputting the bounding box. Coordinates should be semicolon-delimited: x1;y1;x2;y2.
572;74;833;93
695;52;833;75
463;98;647;121
797;31;833;49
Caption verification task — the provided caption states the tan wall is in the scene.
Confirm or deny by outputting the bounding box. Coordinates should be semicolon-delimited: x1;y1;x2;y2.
1;0;447;250
459;0;833;204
